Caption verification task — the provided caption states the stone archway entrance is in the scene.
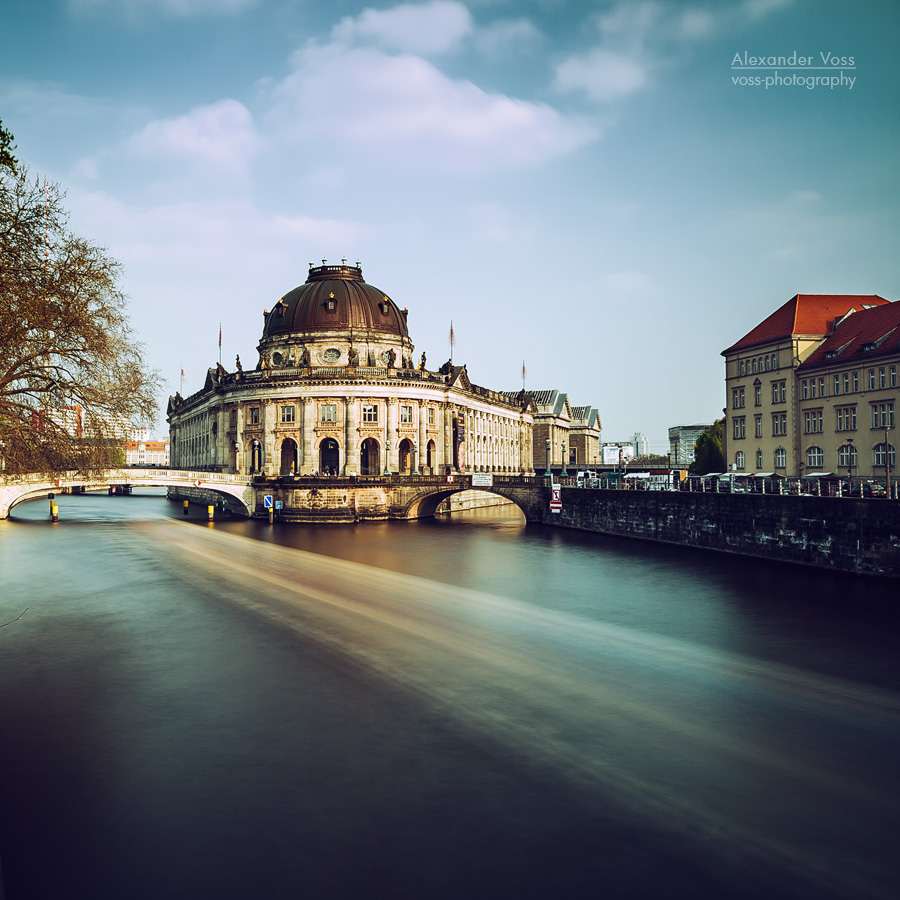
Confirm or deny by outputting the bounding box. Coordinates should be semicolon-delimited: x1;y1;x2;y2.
319;438;339;475
360;438;379;476
398;438;413;474
280;438;298;475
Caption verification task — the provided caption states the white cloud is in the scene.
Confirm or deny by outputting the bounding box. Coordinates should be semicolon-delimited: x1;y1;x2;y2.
554;49;647;102
332;1;473;55
128;99;262;175
268;43;596;172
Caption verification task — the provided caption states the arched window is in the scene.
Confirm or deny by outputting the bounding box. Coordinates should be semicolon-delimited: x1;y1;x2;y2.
774;448;786;469
756;449;763;469
735;451;745;470
806;446;824;470
838;443;857;469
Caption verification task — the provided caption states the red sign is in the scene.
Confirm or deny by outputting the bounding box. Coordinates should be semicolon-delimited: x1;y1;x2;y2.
550;484;562;513
446;475;454;483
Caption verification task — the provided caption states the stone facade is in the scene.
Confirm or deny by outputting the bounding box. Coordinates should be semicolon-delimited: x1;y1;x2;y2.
168;263;535;479
721;294;897;479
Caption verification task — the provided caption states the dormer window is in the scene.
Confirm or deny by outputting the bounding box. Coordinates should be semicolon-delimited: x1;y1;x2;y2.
325;291;336;312
862;342;876;352
380;297;390;315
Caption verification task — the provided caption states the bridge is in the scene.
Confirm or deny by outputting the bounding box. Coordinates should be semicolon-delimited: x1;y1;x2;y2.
0;469;255;519
0;470;549;523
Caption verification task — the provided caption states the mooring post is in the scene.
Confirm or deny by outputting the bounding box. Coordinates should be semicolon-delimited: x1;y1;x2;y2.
183;500;189;516
207;504;214;521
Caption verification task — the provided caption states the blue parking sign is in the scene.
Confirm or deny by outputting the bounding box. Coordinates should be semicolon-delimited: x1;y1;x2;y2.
264;495;273;508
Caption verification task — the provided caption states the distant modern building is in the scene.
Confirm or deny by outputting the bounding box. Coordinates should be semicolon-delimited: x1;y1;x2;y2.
167;261;535;477
721;293;896;478
668;424;711;467
631;432;650;457
601;442;635;467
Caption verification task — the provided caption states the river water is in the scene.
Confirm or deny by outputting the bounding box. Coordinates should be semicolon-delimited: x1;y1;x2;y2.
0;489;898;899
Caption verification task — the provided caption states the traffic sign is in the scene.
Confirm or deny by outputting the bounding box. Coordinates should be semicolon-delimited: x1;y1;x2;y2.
263;495;273;508
550;484;562;513
275;500;283;510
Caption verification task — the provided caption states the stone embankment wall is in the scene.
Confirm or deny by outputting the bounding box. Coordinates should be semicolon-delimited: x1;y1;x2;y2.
544;489;900;578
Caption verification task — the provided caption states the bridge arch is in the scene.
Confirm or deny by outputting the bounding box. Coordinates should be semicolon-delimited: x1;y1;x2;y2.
403;486;531;521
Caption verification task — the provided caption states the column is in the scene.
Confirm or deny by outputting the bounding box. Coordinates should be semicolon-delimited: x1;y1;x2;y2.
344;397;358;475
417;402;427;474
301;398;315;474
387;399;398;473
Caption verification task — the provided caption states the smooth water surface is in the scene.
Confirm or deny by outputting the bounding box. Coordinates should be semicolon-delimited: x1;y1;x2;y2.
0;490;898;899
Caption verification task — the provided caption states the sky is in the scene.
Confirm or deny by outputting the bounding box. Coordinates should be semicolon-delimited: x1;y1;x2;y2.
3;0;899;450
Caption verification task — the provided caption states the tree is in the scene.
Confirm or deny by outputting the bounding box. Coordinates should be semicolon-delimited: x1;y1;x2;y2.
689;419;725;475
1;163;160;474
0;117;16;173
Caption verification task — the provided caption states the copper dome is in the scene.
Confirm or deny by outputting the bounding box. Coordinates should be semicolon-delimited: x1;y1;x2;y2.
262;264;409;340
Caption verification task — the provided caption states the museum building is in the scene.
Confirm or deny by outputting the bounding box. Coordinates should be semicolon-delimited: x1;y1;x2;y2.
167;262;535;478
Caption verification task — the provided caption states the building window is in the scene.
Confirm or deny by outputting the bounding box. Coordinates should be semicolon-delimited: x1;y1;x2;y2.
732;387;745;409
280;405;295;424
818;377;826;397
362;404;378;423
891;365;897;388
806;446;824;470
771;352;778;370
774;448;786;469
427;407;435;426
801;380;809;400
756;449;763;469
752;358;758;373
879;367;887;389
772;412;787;436
733;416;746;440
853;371;859;392
754;415;763;438
400;405;413;424
874;443;896;469
836;406;857;432
833;374;841;395
869;369;876;390
754;384;762;406
230;409;237;427
772;380;786;403
321;404;337;423
871;402;895;429
842;372;850;394
803;410;823;434
735;451;745;470
249;407;260;425
838;443;857;470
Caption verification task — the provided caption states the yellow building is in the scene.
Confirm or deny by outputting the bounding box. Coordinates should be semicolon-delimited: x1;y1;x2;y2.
722;293;896;479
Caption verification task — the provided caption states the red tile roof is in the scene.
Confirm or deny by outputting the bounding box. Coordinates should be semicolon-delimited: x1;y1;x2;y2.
721;294;890;355
799;300;900;370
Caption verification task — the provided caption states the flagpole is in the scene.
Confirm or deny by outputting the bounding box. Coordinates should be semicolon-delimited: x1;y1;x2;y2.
218;322;222;366
450;320;454;367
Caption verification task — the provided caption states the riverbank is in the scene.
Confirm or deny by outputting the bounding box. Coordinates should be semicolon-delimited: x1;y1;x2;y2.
546;488;900;579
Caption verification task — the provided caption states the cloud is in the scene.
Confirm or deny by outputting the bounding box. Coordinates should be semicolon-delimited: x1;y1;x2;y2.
128;99;262;175
554;49;647;102
68;0;258;16
332;1;473;55
267;43;596;173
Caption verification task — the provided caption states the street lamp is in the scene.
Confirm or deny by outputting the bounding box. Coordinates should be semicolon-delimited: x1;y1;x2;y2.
884;425;893;497
544;438;551;477
561;441;568;478
846;437;854;496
